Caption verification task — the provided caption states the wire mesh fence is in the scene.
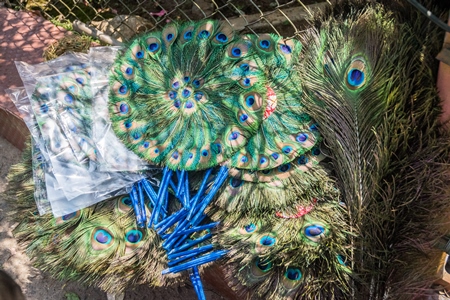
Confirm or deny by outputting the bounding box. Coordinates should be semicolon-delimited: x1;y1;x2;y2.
4;0;332;44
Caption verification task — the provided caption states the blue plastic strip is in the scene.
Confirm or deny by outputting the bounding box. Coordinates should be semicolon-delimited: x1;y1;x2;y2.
161;250;228;274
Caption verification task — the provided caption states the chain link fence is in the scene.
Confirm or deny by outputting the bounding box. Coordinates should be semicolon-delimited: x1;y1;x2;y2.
4;0;333;44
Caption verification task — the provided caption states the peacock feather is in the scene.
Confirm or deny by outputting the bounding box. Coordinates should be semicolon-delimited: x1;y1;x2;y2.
299;2;450;299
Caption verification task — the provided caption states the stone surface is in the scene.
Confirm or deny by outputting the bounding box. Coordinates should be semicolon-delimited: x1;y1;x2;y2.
90;15;154;42
0;8;65;149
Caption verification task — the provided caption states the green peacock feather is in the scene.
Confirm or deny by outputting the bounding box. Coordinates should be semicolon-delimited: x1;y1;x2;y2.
300;2;450;299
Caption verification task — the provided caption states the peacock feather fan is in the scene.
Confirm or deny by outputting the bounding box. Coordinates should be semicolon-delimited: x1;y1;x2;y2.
210;145;339;224
225;35;319;171
215;201;351;299
108;20;271;171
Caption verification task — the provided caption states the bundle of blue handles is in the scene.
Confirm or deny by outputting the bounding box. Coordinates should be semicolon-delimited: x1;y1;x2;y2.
129;166;230;299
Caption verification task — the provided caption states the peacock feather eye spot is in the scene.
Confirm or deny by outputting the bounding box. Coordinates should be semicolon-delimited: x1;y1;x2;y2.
278;163;291;172
261;169;271;174
118;85;128;95
132;132;141;140
310;123;319;131
296;133;308;143
229;131;240;140
214;143;222;154
240;156;248;163
229;177;243;188
154;148;160;154
182;89;191;98
166;33;174;41
143;141;150;148
242;78;251;86
244;223;256;233
255;258;272;272
125;67;133;75
126;230;143;244
280;44;292;54
75;77;84;85
185;101;194;109
193;79;201;88
198;30;210;39
282;146;293;154
260;157;267;164
245;95;255;107
41;92;50;100
119;103;129;114
121;196;132;206
40;104;49;113
215;33;228;43
312;147;321;156
240;63;249;72
347;69;364;87
285;268;302;281
169;91;177;100
189;152;194;159
271;153;279;160
298;155;308;165
201;149;209;157
174;100;181;108
172;151;179;159
148;42;159;52
184;31;192;40
94;229;112;244
240;114;248;122
172;81;180;89
61;211;77;221
260;236;276;246
124;120;132;129
136;51;144;59
304;225;326;239
184;76;190;83
68;85;76;93
194;92;203;101
259;39;270;49
64;94;74;104
231;47;241;57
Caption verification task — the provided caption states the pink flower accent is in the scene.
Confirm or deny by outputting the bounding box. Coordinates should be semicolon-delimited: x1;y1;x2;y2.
275;199;317;219
264;86;277;119
150;9;167;17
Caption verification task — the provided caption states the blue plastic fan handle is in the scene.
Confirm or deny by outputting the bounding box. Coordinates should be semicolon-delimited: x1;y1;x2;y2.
171;233;212;253
161;250;228;274
187;168;213;220
168;244;214;260
130;185;144;227
168;222;219;239
137;182;147;224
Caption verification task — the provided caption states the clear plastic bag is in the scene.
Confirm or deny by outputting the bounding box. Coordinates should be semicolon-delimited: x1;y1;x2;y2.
10;49;160;217
89;46;151;172
6;87;146;217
